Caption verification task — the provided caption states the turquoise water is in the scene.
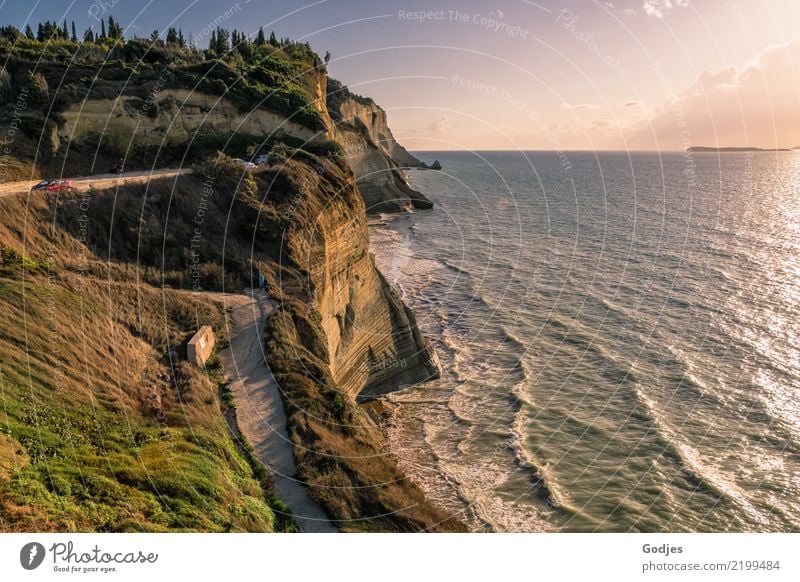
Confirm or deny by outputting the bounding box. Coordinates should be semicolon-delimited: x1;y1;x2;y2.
369;150;800;532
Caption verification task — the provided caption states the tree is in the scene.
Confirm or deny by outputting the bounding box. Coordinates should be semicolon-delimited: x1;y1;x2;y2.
100;19;106;39
166;27;178;45
107;16;123;40
24;24;34;39
256;27;266;46
214;27;229;53
324;50;331;64
62;20;68;39
36;23;44;41
208;29;216;52
71;21;77;42
84;28;95;43
178;28;185;47
0;26;20;42
269;30;276;45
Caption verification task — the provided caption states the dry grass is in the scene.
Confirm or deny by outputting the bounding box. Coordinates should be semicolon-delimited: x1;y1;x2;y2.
0;190;289;532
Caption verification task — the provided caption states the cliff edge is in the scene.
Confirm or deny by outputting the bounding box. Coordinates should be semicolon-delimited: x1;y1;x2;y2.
326;78;434;212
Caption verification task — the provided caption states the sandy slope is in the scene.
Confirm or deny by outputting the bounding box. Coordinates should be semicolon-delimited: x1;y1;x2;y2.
215;290;337;533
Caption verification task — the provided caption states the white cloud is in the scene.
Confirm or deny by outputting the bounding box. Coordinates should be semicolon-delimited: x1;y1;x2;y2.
427;117;451;134
562;103;601;111
642;0;689;19
625;38;800;149
398;116;452;138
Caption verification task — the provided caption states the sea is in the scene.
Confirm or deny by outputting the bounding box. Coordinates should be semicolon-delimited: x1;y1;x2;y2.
368;150;800;532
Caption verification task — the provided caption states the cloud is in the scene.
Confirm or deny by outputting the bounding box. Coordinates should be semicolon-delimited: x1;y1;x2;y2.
562;103;601;111
620;100;644;107
427;117;451;134
397;116;452;138
625;38;800;149
642;0;689;19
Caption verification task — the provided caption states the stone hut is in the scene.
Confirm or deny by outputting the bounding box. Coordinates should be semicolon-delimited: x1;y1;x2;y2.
187;326;215;366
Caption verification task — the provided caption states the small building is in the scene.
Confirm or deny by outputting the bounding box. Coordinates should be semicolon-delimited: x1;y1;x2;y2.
187;326;215;366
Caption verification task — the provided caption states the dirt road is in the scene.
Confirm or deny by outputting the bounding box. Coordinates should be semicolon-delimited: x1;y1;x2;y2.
0;168;191;197
215;290;337;533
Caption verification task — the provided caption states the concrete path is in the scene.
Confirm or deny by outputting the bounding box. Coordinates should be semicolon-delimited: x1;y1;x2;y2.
216;289;337;533
0;168;191;197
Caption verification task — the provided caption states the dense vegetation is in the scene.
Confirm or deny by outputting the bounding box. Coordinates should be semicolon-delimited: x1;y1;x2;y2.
0;16;327;178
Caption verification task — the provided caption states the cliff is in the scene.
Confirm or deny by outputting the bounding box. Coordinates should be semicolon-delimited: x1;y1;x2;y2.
0;36;454;531
0;43;431;212
0;150;455;531
326;78;433;212
255;154;456;530
277;159;437;395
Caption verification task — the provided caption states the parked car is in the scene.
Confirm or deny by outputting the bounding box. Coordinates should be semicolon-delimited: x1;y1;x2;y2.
234;158;257;171
31;180;51;191
31;179;74;193
253;154;269;166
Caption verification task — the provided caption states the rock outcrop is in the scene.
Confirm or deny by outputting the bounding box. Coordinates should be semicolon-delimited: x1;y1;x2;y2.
419;160;442;170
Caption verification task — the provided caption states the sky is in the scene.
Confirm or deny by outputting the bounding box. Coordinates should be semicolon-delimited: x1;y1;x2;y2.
3;0;800;150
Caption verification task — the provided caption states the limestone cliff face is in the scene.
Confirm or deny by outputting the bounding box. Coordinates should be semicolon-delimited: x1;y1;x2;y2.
60;89;318;146
259;156;455;530
325;78;434;212
271;157;438;398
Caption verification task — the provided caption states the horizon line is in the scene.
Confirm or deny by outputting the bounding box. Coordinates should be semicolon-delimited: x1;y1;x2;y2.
408;148;800;153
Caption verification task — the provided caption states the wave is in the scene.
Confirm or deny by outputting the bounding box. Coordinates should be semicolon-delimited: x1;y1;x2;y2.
630;384;766;523
508;402;574;515
500;325;529;354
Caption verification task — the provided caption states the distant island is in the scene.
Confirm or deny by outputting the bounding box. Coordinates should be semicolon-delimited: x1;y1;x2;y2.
687;146;794;152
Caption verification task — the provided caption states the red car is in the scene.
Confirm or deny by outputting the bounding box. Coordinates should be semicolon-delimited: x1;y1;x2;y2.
31;179;74;193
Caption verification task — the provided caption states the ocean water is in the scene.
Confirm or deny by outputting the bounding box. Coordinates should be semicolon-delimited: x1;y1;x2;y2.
368;150;800;532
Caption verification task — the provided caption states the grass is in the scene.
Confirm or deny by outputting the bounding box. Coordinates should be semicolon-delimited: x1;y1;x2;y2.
0;274;293;532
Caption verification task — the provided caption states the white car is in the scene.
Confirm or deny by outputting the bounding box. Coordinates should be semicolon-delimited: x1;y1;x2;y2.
234;158;257;171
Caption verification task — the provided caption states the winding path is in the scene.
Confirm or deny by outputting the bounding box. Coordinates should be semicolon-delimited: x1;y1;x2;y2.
216;290;337;533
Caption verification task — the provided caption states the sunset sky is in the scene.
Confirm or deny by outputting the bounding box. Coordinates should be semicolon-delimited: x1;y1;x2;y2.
5;0;800;150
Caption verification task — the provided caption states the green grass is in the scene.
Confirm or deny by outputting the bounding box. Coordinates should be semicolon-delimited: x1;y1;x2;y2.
0;276;290;532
